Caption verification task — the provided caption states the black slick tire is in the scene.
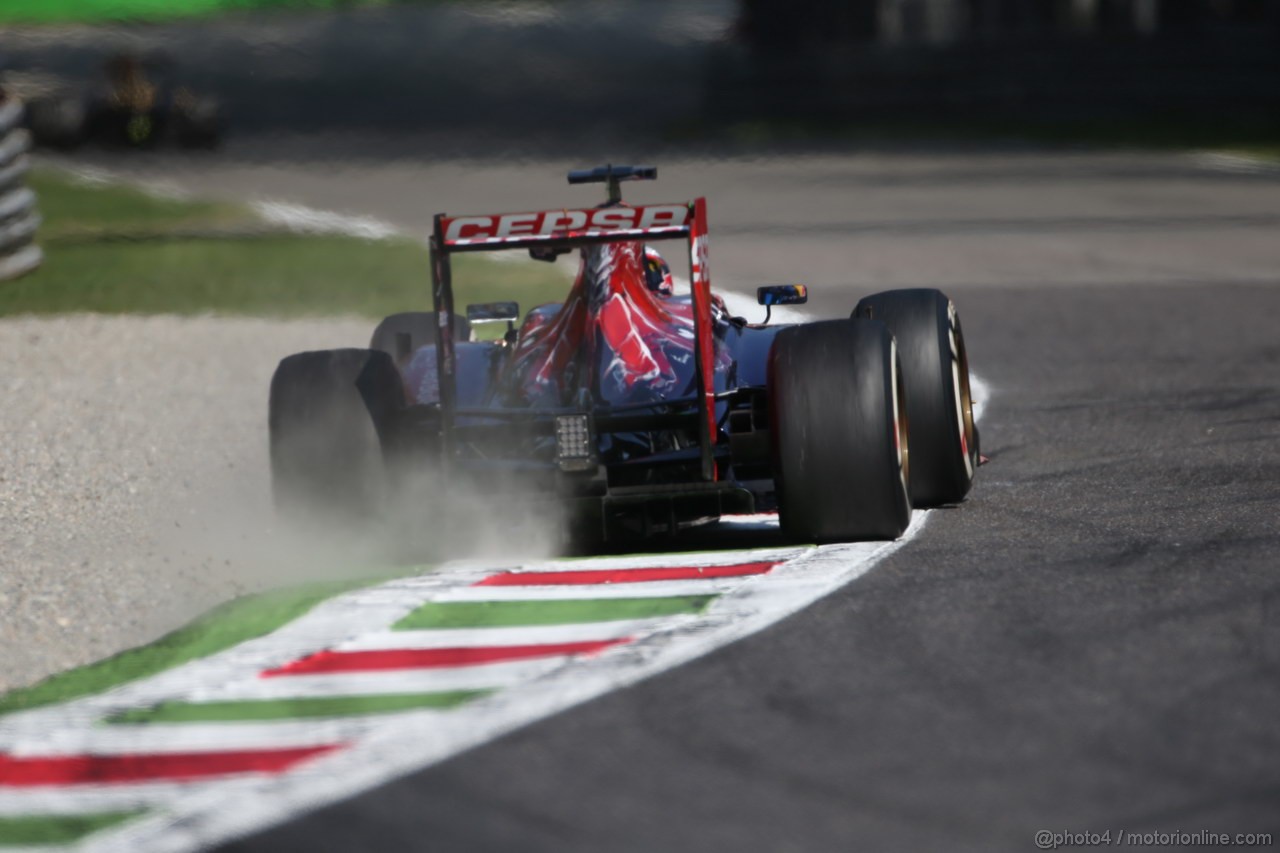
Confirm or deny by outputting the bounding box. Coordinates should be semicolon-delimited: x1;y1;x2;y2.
268;348;405;522
853;288;978;507
769;318;911;542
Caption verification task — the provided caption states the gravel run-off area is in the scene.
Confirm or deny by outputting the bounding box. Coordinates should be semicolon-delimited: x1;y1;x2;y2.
1;314;373;692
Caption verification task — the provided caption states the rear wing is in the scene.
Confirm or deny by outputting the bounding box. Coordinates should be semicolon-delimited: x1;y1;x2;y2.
429;192;718;481
437;203;693;251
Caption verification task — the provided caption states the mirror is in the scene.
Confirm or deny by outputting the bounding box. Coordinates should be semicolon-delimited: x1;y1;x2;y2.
466;301;520;323
757;285;808;306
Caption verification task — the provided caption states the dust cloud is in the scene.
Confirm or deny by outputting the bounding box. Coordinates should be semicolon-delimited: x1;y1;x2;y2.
1;314;568;692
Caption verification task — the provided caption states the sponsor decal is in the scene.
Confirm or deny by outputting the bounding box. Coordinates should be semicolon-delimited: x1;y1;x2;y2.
441;204;691;246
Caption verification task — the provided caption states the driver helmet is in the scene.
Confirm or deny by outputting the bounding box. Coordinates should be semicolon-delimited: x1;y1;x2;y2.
643;246;674;297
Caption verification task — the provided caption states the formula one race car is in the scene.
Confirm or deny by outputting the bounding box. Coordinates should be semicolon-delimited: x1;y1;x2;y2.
269;165;979;545
24;54;222;150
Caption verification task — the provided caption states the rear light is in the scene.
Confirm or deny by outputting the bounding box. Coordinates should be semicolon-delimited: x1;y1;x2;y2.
555;414;595;471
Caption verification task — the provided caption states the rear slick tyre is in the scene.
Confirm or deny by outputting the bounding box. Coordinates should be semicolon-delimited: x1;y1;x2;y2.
268;348;404;523
769;319;911;543
853;288;978;507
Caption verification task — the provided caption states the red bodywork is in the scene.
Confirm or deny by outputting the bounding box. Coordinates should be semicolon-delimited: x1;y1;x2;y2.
504;241;724;409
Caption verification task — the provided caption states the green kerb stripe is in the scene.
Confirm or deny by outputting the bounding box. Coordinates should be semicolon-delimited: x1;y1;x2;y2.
394;596;716;630
0;811;145;846
0;577;380;719
105;691;487;725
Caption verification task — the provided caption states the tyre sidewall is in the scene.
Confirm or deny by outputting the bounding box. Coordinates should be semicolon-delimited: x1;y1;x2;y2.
854;289;974;506
769;319;910;542
269;349;403;520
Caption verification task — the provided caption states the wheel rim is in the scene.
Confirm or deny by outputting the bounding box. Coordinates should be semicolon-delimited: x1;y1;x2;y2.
948;301;976;477
891;339;910;490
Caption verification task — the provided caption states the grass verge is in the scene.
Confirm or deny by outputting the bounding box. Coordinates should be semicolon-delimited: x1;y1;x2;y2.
0;578;376;717
3;168;570;319
0;812;147;847
33;171;243;233
0;0;401;25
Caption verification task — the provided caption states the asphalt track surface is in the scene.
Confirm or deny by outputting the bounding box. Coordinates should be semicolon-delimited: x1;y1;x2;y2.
118;150;1269;850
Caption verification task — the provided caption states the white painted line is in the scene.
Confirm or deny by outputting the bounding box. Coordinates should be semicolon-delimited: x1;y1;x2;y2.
55;164;193;203
6;721;351;758
249;201;402;241
0;778;266;818
434;577;763;601
509;546;804;573
338;620;669;651
44;163;408;241
183;659;569;703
